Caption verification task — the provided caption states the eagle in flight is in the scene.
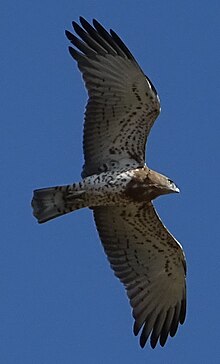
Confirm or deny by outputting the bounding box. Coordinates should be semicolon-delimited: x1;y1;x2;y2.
32;17;186;349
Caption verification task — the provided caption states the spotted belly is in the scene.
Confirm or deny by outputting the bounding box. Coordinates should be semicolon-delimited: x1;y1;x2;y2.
80;167;153;206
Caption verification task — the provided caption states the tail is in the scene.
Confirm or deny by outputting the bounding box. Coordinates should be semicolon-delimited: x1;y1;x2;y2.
31;184;86;223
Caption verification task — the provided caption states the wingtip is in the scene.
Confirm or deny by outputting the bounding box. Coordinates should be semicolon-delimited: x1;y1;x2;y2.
139;333;148;349
179;299;187;325
68;46;79;60
65;29;72;40
92;18;98;26
72;20;79;32
92;18;103;31
133;321;140;336
109;28;115;37
79;16;86;24
150;337;158;349
159;333;169;347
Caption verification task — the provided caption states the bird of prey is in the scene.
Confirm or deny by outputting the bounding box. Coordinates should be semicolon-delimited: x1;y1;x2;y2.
32;17;186;349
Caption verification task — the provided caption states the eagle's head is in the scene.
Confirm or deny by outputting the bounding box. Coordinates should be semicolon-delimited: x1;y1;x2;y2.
125;167;180;203
147;169;180;198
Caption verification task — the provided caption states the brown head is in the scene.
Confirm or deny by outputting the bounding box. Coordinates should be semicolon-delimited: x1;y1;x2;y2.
146;168;180;199
125;167;180;203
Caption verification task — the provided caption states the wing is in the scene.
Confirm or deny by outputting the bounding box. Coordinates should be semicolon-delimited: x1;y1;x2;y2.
66;17;160;177
93;203;186;348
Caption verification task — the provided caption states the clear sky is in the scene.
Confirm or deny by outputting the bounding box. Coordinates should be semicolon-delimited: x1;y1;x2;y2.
2;1;220;363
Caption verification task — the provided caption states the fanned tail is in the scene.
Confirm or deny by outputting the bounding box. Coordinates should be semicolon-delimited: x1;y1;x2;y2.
31;185;86;223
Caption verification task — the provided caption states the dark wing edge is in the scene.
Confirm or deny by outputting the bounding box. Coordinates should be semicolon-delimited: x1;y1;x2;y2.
93;203;186;349
66;17;140;66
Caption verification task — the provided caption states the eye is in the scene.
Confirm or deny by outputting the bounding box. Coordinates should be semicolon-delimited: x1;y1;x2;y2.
168;179;177;189
167;178;180;192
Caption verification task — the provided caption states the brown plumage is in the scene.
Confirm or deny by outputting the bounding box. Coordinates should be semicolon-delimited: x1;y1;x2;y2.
32;17;186;349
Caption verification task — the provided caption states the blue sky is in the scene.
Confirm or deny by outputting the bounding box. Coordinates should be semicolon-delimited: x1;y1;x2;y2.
2;0;220;363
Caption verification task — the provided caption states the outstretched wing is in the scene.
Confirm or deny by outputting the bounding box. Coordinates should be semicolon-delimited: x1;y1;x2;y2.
66;17;160;177
93;203;186;348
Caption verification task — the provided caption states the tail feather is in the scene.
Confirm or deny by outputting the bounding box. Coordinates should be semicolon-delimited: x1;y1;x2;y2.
32;185;86;223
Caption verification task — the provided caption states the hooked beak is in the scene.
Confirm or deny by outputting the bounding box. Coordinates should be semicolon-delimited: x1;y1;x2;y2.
172;185;180;193
168;182;180;194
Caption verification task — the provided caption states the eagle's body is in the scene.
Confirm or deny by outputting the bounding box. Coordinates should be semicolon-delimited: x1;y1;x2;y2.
32;17;186;349
33;166;180;222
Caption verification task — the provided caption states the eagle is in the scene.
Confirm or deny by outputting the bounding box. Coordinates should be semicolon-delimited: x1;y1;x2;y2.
32;17;186;349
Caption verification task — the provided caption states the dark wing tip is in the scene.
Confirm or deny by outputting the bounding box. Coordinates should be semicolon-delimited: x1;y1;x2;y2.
68;46;80;61
179;298;187;325
79;15;86;23
92;18;102;30
150;336;159;349
65;29;73;41
133;321;140;337
66;17;137;63
79;16;91;29
72;20;83;36
110;28;135;60
92;18;112;39
135;302;186;349
140;336;148;349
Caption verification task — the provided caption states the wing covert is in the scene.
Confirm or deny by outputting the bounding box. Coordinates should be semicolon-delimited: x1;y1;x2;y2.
66;17;160;177
93;203;186;348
